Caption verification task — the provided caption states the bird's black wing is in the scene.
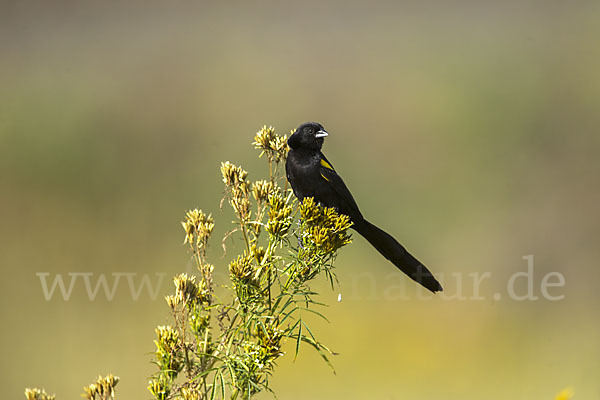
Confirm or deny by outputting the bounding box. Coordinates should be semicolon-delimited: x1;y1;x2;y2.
318;152;362;219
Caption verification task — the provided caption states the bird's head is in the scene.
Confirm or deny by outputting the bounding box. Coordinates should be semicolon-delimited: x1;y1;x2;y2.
288;122;329;151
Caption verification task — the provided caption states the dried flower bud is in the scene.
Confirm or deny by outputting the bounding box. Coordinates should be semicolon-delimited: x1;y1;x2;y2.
25;388;56;400
181;209;214;246
229;252;254;282
147;375;170;400
154;325;183;378
174;274;199;302
253;125;276;152
251;180;275;204
266;194;293;237
181;385;203;400
300;197;352;253
82;374;119;400
165;294;180;310
155;325;181;354
230;187;251;219
250;244;266;264
253;125;288;163
221;161;248;187
257;322;285;361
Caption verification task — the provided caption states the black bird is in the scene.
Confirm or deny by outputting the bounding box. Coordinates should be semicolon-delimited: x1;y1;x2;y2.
285;122;443;293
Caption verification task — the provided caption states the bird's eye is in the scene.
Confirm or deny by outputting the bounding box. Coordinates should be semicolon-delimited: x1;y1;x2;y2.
307;128;314;134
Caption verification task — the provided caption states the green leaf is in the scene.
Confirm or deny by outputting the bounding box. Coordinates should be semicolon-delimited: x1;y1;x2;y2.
294;319;302;360
300;319;317;341
217;369;226;398
300;336;336;373
209;376;217;400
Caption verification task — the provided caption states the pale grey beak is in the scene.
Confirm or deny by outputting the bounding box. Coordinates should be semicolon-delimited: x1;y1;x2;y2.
315;130;329;138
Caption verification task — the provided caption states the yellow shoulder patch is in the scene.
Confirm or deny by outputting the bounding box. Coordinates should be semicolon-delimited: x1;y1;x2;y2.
320;173;330;182
320;158;334;170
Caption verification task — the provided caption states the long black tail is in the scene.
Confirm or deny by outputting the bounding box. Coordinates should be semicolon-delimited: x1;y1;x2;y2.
352;217;443;293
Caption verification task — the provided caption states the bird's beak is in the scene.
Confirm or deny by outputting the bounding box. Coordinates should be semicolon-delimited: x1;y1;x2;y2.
315;130;329;138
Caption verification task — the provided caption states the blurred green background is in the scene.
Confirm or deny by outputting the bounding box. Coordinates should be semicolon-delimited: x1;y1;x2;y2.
2;1;599;399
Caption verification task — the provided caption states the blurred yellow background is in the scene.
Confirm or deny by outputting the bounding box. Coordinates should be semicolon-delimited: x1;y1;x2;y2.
1;1;599;399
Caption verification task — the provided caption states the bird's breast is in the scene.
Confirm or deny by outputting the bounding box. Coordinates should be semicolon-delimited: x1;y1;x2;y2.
287;152;323;196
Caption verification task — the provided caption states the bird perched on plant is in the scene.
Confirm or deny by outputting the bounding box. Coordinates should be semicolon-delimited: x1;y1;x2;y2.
285;122;443;293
